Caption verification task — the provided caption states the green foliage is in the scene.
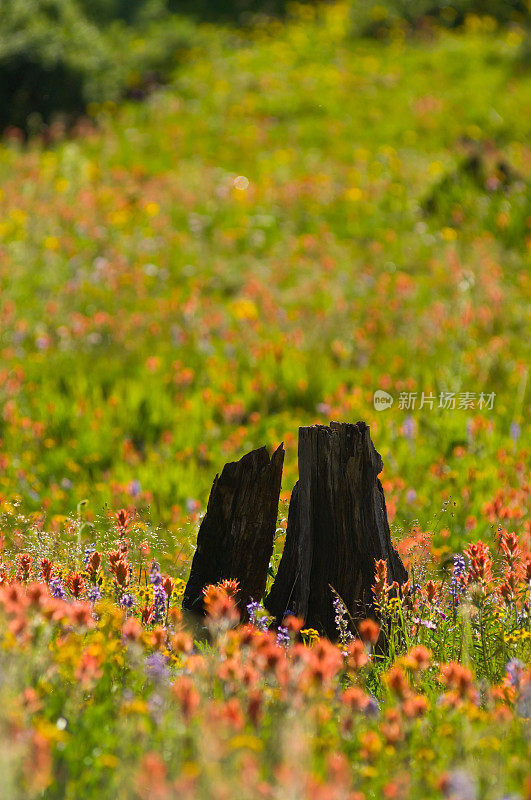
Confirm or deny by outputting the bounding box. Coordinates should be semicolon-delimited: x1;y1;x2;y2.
167;0;298;24
0;0;196;132
350;0;529;37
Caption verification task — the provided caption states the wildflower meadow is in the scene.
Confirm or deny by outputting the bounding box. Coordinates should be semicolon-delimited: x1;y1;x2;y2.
0;2;529;798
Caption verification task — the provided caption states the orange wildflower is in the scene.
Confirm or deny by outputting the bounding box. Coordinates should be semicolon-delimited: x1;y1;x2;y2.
358;618;380;645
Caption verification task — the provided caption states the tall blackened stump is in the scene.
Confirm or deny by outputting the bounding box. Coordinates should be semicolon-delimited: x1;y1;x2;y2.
265;421;407;639
182;444;284;617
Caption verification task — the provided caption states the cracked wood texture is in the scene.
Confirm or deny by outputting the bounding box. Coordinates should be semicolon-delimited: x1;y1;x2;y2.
265;421;407;639
182;444;284;616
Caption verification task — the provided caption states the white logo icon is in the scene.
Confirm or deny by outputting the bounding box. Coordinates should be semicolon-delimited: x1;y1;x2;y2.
373;390;394;411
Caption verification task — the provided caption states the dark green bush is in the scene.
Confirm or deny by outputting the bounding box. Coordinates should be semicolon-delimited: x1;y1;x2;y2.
0;0;195;134
167;0;295;24
350;0;529;37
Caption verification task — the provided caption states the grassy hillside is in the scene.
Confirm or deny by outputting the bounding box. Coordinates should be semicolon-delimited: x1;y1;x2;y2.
0;6;529;799
0;4;529;566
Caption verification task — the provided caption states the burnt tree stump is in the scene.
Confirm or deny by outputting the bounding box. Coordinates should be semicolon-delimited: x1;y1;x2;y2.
265;421;407;639
182;444;284;617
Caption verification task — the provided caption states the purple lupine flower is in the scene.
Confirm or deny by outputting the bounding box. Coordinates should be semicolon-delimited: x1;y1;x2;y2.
149;561;162;586
276;626;290;647
50;578;66;600
83;543;96;567
153;584;167;624
120;593;135;610
402;416;416;440
145;652;169;682
506;658;525;689
450;554;466;608
88;586;101;603
247;600;269;631
364;696;380;718
333;595;353;645
509;422;521;442
128;480;142;497
516;682;530;719
442;769;476;800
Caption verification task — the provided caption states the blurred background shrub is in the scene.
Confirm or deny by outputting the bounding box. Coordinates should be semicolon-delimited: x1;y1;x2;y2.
0;0;196;134
349;0;529;37
0;0;527;134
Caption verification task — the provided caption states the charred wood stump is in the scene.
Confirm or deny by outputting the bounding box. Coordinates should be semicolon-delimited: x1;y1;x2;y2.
265;421;407;639
182;444;284;617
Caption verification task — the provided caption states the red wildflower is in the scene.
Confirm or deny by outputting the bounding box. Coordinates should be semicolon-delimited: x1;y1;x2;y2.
405;645;431;672
26;582;49;608
69;601;94;627
282;614;304;634
172;676;200;721
115;508;132;535
381;709;403;745
114;560;130;588
500;530;520;567
137;752;169;800
25;731;51;792
0;581;30;615
122;616;143;642
346;639;369;671
203;584;240;626
440;661;477;702
425;580;438;602
384;665;410;699
150;625;166;650
372;558;388;605
75;649;103;686
402;694;429;718
358;618;380;645
219;578;239;597
67;572;85;598
87;551;102;579
162;576;174;601
221;697;244;730
464;541;492;585
342;686;370;712
248;689;263;726
140;541;150;558
171;630;193;654
16;553;33;582
40;557;54;583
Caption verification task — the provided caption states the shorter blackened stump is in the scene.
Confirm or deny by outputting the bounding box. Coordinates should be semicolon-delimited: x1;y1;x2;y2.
182;444;284;616
265;421;407;639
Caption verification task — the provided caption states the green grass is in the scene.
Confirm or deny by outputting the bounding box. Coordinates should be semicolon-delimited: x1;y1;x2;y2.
1;7;528;564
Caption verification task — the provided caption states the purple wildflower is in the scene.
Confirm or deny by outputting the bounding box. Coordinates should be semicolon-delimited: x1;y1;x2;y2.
506;658;525;689
149;561;162;586
50;578;66;600
276;626;290;647
451;554;466;608
83;543;96;567
120;593;135;610
247;600;269;631
402;416;416;440
128;480;142;497
333;595;353;645
145;652;169;682
88;586;101;603
364;696;380;718
442;769;476;800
